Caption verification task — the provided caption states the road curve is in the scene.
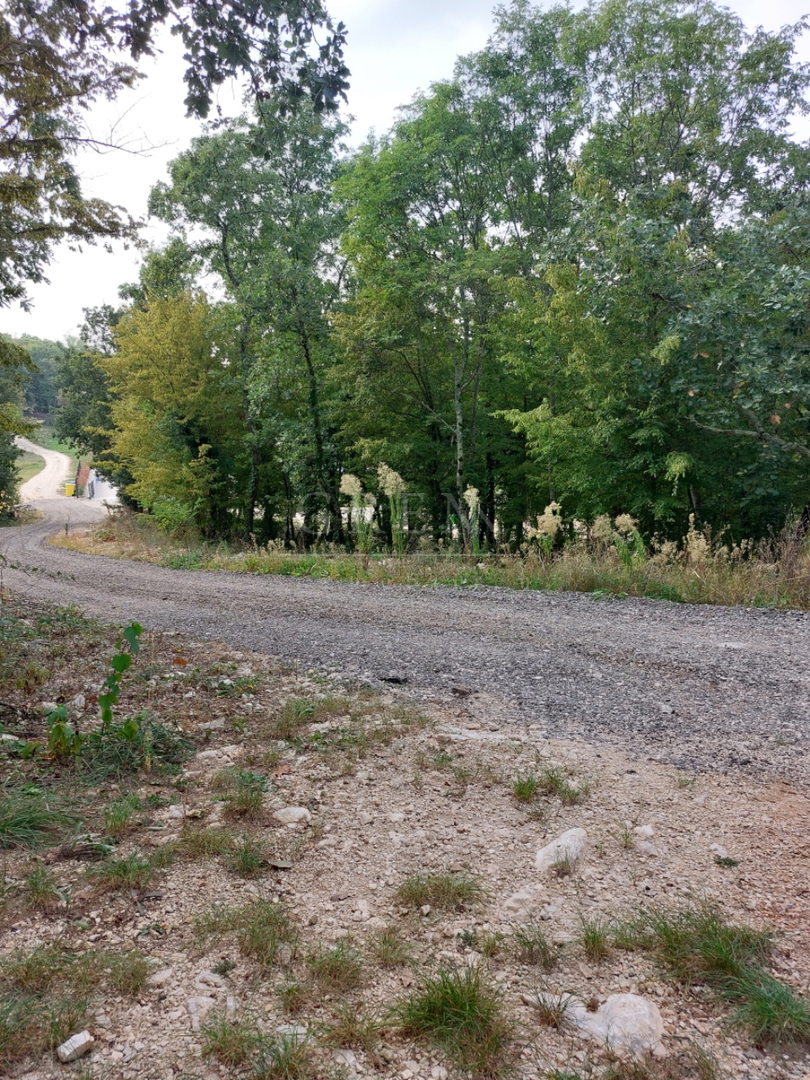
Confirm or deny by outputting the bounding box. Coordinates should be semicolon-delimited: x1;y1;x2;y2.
2;499;809;787
15;436;72;500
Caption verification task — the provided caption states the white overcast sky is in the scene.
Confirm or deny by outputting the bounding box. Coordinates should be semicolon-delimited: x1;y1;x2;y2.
2;0;809;343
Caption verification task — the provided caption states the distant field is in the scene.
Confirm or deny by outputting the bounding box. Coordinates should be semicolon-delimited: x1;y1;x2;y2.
16;450;46;484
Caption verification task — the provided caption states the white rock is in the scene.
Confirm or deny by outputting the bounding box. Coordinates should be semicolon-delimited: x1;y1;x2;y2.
69;694;86;710
535;827;587;873
226;995;240;1018
186;996;216;1032
503;883;542;916
334;1049;358;1069
710;843;729;859
273;806;312;825
525;992;664;1058
56;1030;95;1063
637;841;659;857
146;968;173;988
633;825;655;838
195;970;226;989
431;1068;448;1080
0;733;21;743
277;1023;308;1040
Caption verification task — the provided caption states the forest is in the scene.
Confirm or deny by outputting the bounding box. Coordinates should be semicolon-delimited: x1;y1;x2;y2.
3;0;810;552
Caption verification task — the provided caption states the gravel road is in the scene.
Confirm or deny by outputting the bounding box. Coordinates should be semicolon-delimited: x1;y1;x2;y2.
14;435;71;500
3;495;809;788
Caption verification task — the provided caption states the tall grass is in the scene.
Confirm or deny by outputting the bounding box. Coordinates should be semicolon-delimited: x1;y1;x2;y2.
55;510;810;610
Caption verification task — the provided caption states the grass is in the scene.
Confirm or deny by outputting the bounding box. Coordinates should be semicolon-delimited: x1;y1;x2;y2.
227;835;268;877
618;903;810;1043
511;921;559;969
56;509;810;610
320;1002;384;1054
537;765;590;806
89;849;167;892
396;965;512;1075
0;942;150;1064
577;915;613;963
0;787;75;849
24;865;66;911
15;450;46;486
214;767;269;818
306;939;363;993
103;793;142;837
367;925;414;968
395;871;485;911
194;900;298;970
203;1014;266;1067
253;1034;312;1080
511;773;540;803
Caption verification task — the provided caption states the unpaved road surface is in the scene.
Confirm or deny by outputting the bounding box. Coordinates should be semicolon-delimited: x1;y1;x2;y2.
14;435;71;500
2;497;809;788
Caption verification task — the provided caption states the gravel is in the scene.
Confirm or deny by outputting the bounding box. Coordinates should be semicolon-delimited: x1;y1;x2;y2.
4;497;809;789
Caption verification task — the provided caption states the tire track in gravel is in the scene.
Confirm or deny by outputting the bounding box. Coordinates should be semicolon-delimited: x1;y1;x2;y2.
3;498;809;787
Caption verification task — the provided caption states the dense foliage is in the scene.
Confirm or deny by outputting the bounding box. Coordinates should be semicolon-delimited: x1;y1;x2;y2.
20;1;810;545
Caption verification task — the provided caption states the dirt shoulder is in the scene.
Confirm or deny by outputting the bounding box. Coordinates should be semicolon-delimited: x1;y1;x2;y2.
0;599;808;1080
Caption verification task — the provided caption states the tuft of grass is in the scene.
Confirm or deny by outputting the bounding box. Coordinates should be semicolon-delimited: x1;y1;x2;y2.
511;773;540;803
538;765;590;806
253;1034;312;1080
278;980;309;1014
396;964;512;1075
0;787;74;849
367;925;414;968
320;1002;384;1055
214;768;269;819
227;835;268;878
25;865;66;911
195;900;298;970
179;825;236;858
620;903;810;1043
203;1014;266;1067
306;939;363;993
395;871;484;911
103;949;151;996
512;922;559;969
527;990;574;1030
577;916;613;963
89;850;158;892
103;793;142;838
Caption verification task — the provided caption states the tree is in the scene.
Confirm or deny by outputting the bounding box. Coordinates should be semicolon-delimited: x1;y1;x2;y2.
0;336;35;517
98;291;248;535
149;104;347;540
0;1;348;307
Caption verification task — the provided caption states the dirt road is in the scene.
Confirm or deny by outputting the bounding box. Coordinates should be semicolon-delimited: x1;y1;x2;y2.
2;497;809;788
14;435;72;501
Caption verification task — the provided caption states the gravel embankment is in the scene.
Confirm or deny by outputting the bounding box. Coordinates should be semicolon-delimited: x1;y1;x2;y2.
3;497;809;789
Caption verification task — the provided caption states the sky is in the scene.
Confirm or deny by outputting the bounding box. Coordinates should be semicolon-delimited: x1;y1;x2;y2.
2;0;809;343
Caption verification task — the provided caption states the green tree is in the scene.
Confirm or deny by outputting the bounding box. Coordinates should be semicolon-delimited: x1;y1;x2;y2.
149;104;347;541
0;1;348;308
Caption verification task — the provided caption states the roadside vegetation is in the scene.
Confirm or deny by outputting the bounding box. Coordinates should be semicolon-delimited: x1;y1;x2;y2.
56;507;810;610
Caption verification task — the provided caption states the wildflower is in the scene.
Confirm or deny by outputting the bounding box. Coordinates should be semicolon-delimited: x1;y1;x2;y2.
614;513;638;536
591;515;614;543
535;501;562;538
463;486;480;513
377;463;405;497
340;473;363;498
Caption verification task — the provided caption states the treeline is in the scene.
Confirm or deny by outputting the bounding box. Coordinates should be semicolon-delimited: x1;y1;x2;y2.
42;0;810;546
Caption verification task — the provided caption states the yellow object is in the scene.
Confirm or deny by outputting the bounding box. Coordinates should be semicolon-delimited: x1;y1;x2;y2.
64;482;76;496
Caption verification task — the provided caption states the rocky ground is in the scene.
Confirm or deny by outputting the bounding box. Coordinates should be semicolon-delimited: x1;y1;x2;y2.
1;599;809;1080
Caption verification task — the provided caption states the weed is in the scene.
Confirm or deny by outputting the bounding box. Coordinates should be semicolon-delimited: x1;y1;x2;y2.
253;1033;312;1080
320;1002;384;1054
203;1014;265;1066
577;916;613;963
675;773;697;789
278;980;309;1014
622;903;810;1042
397;964;512;1075
551;852;576;878
90;851;156;892
104;949;151;995
228;835;268;878
0;785;74;848
194;900;297;969
273;699;316;740
212;958;238;978
511;773;540;803
395;871;484;911
215;768;269;818
714;855;740;868
527;990;574;1029
619;823;636;850
307;939;363;993
180;826;235;859
512;922;559;970
538;765;590;806
25;865;66;911
104;793;142;837
367;926;414;968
